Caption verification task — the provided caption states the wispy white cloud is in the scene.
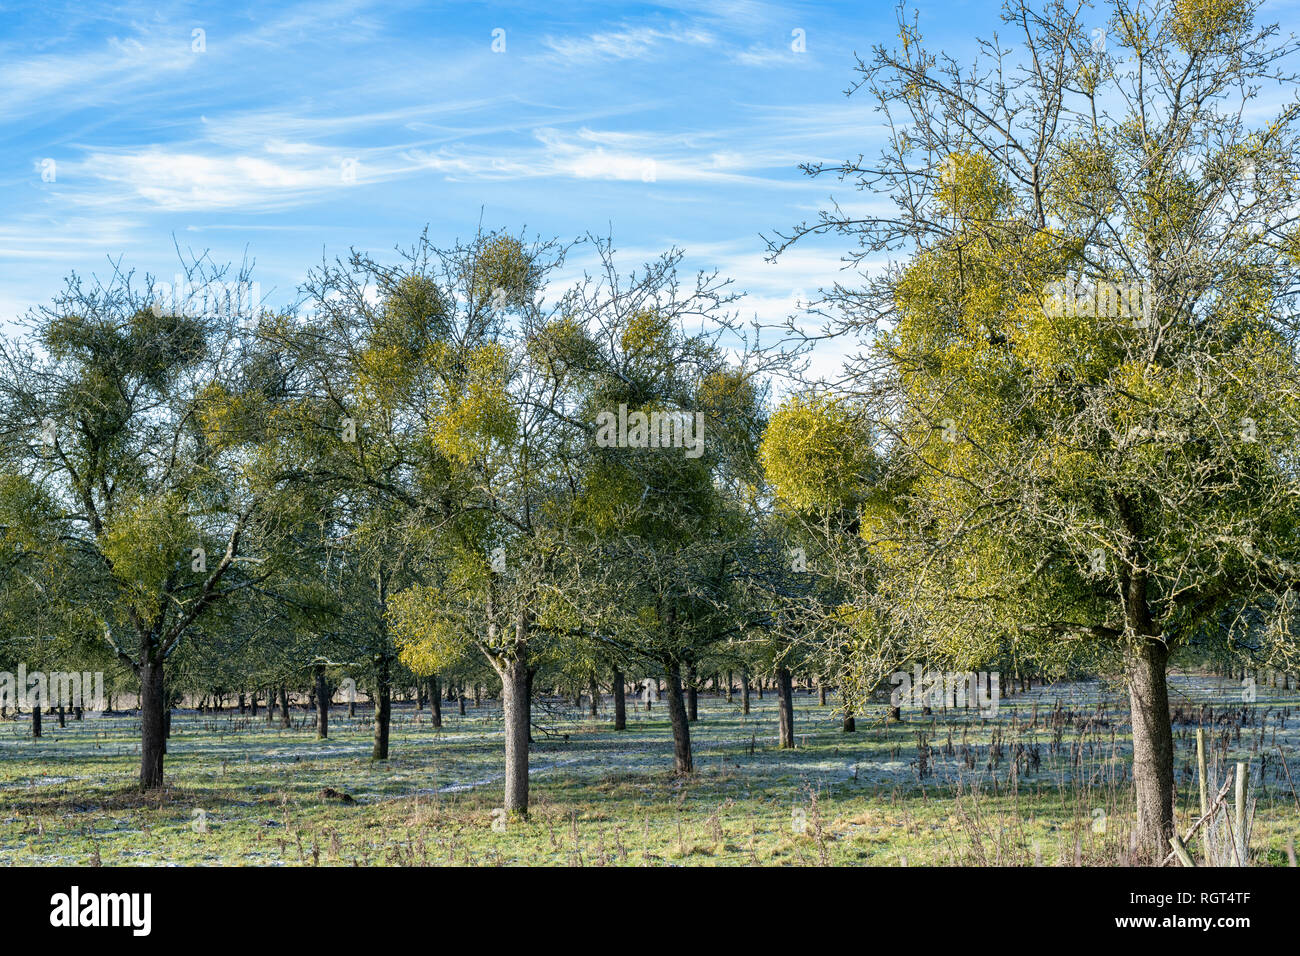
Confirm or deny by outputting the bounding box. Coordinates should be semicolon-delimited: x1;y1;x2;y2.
64;148;365;211
536;24;716;64
1;0;898;348
0;35;198;122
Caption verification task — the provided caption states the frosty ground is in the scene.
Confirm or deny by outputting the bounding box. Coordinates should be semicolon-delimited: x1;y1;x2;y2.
0;672;1296;865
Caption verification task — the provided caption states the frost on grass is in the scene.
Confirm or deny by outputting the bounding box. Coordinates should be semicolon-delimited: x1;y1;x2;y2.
0;672;1296;865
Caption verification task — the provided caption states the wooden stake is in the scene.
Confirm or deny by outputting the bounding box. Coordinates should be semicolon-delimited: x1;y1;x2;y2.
1233;760;1247;867
1196;728;1210;865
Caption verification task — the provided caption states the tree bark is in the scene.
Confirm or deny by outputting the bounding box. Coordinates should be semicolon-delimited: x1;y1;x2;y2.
429;676;442;728
372;658;391;759
501;655;530;817
588;676;599;718
777;667;795;748
685;662;698;722
525;666;535;744
741;672;750;715
1128;638;1174;862
666;662;693;773
139;659;165;788
612;668;626;731
279;685;291;729
315;665;329;739
31;691;41;738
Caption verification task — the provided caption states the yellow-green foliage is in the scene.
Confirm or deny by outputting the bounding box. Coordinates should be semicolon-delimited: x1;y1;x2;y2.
760;394;871;513
935;152;1013;222
429;342;517;467
619;309;672;360
100;493;199;615
1169;0;1254;53
196;381;269;451
472;235;538;310
0;472;56;551
388;583;473;675
528;314;598;377
1047;138;1121;220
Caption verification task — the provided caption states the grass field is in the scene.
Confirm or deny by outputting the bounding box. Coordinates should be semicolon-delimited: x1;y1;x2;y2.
1;672;1297;866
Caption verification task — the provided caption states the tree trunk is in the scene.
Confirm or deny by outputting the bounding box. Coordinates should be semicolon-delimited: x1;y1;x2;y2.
613;668;626;731
372;658;391;759
31;692;41;738
843;711;856;732
777;667;795;748
139;659;165;789
501;655;531;817
525;667;535;744
588;677;599;718
818;680;827;707
666;663;693;774
1127;638;1174;862
315;665;329;739
250;691;258;717
741;672;750;715
726;670;733;703
279;685;291;729
685;663;698;722
430;676;442;728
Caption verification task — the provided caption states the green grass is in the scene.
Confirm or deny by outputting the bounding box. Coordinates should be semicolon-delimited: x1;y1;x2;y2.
1;672;1297;865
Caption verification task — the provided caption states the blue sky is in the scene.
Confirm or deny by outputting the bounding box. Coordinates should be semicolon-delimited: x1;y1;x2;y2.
0;0;958;335
3;0;1295;348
